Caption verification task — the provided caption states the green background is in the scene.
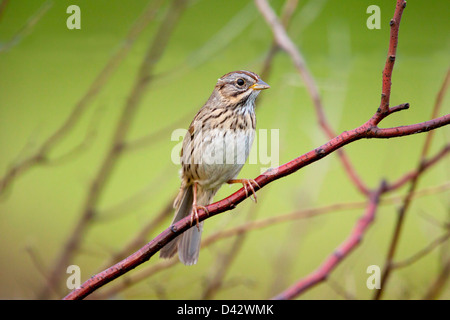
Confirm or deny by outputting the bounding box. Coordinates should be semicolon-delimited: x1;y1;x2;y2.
0;0;449;299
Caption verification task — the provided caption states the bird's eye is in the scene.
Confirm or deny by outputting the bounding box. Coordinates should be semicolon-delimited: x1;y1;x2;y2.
236;78;245;86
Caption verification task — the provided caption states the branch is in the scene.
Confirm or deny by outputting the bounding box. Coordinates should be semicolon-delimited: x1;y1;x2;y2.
273;182;386;300
254;0;370;196
374;69;450;300
0;0;164;195
375;0;407;118
63;0;449;300
39;0;187;298
201;206;258;299
259;0;300;81
391;232;450;270
63;107;449;300
422;258;450;300
97;197;174;271
420;68;450;157
90;181;450;299
0;1;52;53
367;113;450;138
386;142;450;192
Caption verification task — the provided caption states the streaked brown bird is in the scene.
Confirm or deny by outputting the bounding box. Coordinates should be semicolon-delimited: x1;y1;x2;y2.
160;70;270;265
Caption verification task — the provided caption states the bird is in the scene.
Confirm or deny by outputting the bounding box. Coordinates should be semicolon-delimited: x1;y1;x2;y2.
160;70;270;265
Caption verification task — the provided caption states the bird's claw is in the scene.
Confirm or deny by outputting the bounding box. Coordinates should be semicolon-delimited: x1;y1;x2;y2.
243;179;260;203
190;205;209;231
228;179;260;203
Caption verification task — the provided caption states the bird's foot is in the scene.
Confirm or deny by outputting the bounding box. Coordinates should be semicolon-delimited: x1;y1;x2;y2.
227;179;260;203
190;205;209;230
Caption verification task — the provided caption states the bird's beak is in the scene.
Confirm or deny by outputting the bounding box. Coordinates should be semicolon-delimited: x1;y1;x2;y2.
250;79;270;91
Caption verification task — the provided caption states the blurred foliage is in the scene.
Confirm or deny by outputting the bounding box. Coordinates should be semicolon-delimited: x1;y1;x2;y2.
0;0;449;299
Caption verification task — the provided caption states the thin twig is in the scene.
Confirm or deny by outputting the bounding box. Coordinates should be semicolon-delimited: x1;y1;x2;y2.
386;143;450;192
422;258;450;300
391;232;450;270
421;68;450;158
88;181;450;299
0;0;164;195
254;0;369;196
98;197;174;271
63;0;450;300
123;112;194;152
373;0;407;119
259;0;299;82
0;1;52;53
39;0;187;298
273;182;386;300
201;203;261;299
94;167;174;221
374;68;450;300
63;107;449;299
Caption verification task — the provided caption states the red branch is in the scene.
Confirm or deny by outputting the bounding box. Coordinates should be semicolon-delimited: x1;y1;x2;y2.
254;0;370;196
386;143;450;192
273;183;386;300
63;109;449;300
375;0;407;119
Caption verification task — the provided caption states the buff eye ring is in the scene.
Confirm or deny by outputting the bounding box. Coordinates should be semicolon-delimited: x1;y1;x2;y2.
236;78;245;86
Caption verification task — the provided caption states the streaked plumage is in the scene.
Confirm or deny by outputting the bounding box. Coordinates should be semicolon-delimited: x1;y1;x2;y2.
160;70;269;265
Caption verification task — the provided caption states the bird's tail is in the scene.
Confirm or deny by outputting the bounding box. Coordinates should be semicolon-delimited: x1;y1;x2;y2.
160;185;214;265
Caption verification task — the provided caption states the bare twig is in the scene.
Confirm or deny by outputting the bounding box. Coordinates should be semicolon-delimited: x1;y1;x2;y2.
201;204;261;299
153;2;257;84
273;182;386;300
254;0;369;196
374;68;450;300
422;258;450;300
42;104;104;166
374;0;407;119
0;0;164;195
88;181;449;300
420;69;450;157
327;277;357;300
39;0;187;298
391;232;450;270
0;1;52;53
62;107;449;299
259;0;300;81
94;167;174;221
123;112;193;152
205;182;450;244
89;257;178;300
386;143;450;192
